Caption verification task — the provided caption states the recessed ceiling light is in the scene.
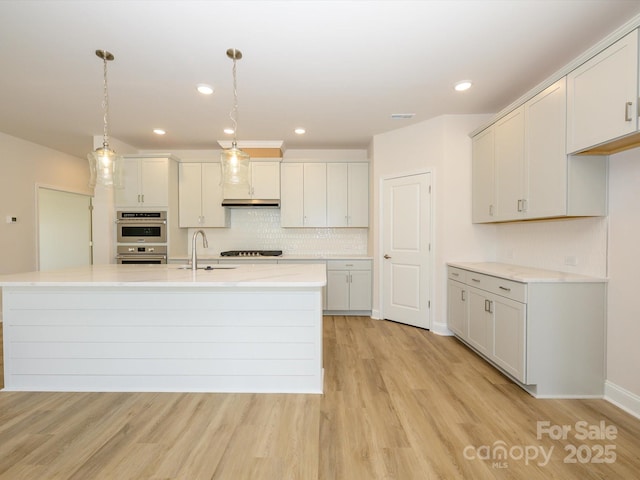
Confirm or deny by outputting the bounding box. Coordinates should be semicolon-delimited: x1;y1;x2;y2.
153;129;166;135
294;128;306;135
223;128;235;135
454;80;472;92
196;84;214;95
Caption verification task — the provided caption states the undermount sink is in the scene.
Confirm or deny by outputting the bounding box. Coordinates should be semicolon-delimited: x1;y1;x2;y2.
175;265;237;270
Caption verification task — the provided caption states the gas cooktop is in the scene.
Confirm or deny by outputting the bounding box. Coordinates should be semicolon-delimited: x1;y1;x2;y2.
220;250;283;257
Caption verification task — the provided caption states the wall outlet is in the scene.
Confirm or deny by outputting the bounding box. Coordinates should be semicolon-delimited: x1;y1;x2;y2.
564;255;578;266
6;216;17;224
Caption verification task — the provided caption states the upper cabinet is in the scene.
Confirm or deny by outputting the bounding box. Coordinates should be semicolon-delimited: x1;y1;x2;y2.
471;127;495;222
472;78;607;223
327;163;369;227
281;163;327;227
222;161;280;200
178;163;229;228
281;162;370;228
567;29;639;155
116;156;171;208
494;106;525;220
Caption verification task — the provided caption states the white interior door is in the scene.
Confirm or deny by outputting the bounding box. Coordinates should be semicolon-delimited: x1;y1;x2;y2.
38;187;92;271
382;173;431;329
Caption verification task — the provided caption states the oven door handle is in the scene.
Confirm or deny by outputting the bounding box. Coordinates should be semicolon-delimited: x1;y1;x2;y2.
116;219;167;224
116;255;167;260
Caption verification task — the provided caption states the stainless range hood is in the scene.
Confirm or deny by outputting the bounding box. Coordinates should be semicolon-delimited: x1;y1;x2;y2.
221;198;280;208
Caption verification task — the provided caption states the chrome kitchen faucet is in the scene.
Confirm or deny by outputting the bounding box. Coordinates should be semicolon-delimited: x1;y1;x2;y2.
191;230;209;270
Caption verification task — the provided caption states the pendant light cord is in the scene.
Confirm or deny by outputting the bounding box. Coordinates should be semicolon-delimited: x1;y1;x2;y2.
101;51;111;149
229;49;239;146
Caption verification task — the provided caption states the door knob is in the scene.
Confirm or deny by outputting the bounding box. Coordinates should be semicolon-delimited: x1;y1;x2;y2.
384;254;391;259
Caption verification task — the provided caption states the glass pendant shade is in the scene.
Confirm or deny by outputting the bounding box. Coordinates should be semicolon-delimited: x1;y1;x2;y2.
220;142;250;187
88;146;123;188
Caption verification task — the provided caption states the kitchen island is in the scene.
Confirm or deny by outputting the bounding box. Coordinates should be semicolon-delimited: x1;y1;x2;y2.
0;263;326;393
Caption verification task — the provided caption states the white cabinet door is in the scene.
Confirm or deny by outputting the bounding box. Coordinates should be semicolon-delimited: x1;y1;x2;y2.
303;163;327;227
494;106;525;220
280;163;304;227
567;28;638;153
201;163;227;227
327;163;348;226
224;161;280;199
467;287;493;357
324;163;369;227
347;163;369;227
349;270;372;310
447;279;467;338
178;163;202;227
140;158;169;206
525;78;567;218
116;157;168;207
179;163;228;228
251;162;280;199
116;159;142;207
472;127;495;223
326;270;350;310
492;296;526;383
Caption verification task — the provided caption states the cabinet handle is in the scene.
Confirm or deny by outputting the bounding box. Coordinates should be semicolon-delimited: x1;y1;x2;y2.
625;101;633;122
517;199;528;212
461;290;466;301
499;285;511;292
484;299;493;313
451;272;459;277
489;204;494;216
471;277;480;283
141;194;145;203
137;194;141;203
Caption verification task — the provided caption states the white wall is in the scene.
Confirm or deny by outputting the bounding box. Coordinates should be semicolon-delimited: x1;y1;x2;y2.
371;114;495;333
607;147;640;401
0;131;90;275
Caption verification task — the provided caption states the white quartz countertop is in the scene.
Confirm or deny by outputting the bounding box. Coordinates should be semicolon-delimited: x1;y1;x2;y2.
169;254;372;262
448;262;607;283
0;263;327;288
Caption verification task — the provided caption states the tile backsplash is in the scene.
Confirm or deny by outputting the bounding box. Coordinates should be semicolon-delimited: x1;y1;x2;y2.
190;208;368;256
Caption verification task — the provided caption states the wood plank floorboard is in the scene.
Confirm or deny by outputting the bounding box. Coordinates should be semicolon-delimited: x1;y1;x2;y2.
1;316;639;479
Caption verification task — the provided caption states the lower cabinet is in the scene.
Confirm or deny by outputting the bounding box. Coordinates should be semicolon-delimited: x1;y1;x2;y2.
325;260;372;313
447;264;605;398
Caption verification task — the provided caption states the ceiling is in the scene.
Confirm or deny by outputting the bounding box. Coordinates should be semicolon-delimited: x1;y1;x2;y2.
2;1;640;159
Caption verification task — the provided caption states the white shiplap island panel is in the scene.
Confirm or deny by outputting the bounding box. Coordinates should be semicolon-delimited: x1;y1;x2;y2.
0;264;326;393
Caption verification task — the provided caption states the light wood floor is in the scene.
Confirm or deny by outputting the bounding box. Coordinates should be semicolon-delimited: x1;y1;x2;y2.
1;316;639;479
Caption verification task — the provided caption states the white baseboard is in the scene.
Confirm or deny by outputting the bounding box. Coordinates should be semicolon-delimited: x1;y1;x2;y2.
371;309;381;320
430;321;453;336
605;380;640;420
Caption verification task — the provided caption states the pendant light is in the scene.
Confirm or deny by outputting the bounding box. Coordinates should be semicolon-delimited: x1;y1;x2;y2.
87;49;123;188
220;48;250;187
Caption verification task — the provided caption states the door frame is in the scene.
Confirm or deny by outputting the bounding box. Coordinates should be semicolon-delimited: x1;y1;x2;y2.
378;169;434;329
35;183;94;270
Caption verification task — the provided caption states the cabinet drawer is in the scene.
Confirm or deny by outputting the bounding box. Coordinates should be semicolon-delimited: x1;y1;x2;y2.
487;276;526;303
464;271;526;302
327;260;371;271
448;267;467;282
